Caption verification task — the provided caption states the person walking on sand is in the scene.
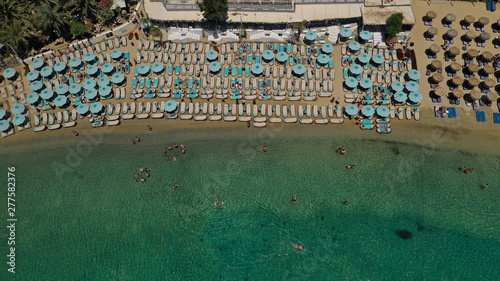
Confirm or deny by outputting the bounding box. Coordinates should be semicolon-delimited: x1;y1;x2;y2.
212;198;218;207
147;125;152;132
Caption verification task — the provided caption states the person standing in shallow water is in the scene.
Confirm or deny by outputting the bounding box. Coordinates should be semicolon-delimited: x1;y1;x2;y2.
263;144;267;152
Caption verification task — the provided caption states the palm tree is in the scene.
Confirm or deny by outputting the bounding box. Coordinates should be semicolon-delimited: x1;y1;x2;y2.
35;3;68;36
0;21;32;54
292;20;307;39
149;23;163;46
65;0;98;20
0;0;32;27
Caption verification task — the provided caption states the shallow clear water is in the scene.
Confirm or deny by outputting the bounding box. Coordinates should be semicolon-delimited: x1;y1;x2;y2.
1;127;499;280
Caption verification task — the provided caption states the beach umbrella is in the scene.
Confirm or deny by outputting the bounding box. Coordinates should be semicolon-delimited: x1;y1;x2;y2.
69;57;82;68
358;53;371;64
102;63;115;74
434;87;447;96
390;81;404;92
321;43;334;54
485;92;498;101
345;77;358;88
339;28;352;38
76;104;90;115
292;64;306;76
408;92;423;103
483;78;495;88
0;120;11;132
478;17;490;26
426;11;437;19
83;79;97;90
83;52;96;62
263;50;274;61
349;64;363;75
481;51;493;61
87;65;100;76
429;44;440;54
54;62;67;73
348;41;360;52
252;63;265;75
276;52;288;63
317;54;330;65
152;63;165;73
448;46;460;56
465;31;477;40
69;84;82;95
464;15;475;24
447;29;458;38
449;62;462;72
344;104;358;115
393;91;408;103
360;105;374;117
85;89;98;100
209;62;221;73
359;78;373;89
26;93;40;105
55;84;69;95
468;77;481;86
137;64;150;75
12;115;26;126
99;86;112;97
432;73;444;82
359;30;372;41
40;66;54;77
452;89;464;98
206;50;218;61
0;109;7;120
26;70;40;82
304;31;317;41
31;58;45;69
405;81;420;92
407;69;421;81
469;90;482;100
482;65;495;75
372;54;384;64
3;68;16;79
54;95;68;107
11;103;26;115
98;77;111;87
110;49;123;60
111;73;125;84
451;76;464;85
427;27;438;36
40;88;55;100
376;106;390;117
479;32;491;41
30;81;44;92
164;100;178;113
468;63;480;72
467;49;479;58
445;13;456;22
431;60;442;69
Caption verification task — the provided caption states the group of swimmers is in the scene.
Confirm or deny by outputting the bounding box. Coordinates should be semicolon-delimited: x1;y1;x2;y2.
212;198;225;208
134;167;150;182
337;146;346;155
131;137;141;145
163;143;186;161
459;166;474;174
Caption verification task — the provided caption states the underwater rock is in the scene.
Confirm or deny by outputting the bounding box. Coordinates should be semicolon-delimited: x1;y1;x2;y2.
395;230;413;239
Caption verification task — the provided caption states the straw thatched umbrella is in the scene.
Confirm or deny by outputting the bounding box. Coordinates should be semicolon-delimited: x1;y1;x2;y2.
427;27;438;36
482;65;495;74
432;73;444;82
464;15;475;24
431;60;443;69
434;87;447;96
447;29;458;38
429;44;441;54
452;89;464;98
449;62;462;72
478;17;490;26
445;13;457;22
465;31;477;40
481;51;493;61
479;32;491;41
467;49;479;58
486;92;498;101
469;90;482;100
452;76;464;85
426;11;437;19
467;63;480;72
483;78;496;88
468;77;481;86
448;46;460;56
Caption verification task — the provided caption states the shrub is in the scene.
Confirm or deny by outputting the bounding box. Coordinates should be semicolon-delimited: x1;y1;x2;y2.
386;13;404;37
98;9;115;25
70;21;89;38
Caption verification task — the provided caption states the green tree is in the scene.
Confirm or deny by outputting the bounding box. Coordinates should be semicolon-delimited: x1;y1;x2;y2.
292;20;307;38
35;3;68;36
70;21;89;37
98;8;115;25
198;0;228;38
65;0;98;19
149;23;163;43
0;21;32;55
0;0;32;27
386;13;404;37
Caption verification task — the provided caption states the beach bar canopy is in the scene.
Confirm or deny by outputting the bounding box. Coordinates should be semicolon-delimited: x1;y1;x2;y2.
164;100;178;113
344;104;358;116
251;63;264;75
293;64;306;76
11;103;26;115
0;120;12;132
3;68;16;79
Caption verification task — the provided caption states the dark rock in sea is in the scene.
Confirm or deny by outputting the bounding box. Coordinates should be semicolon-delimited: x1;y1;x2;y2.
395;230;413;239
391;147;400;155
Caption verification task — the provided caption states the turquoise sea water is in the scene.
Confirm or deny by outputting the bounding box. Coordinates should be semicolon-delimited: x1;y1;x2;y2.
1;126;499;280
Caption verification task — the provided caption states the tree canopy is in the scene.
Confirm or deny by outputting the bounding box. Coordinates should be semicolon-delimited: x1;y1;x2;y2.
386;13;404;37
198;0;228;36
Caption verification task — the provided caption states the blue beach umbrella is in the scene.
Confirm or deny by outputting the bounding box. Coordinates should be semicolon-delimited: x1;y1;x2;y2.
304;31;317;41
98;77;111;87
55;84;69;95
359;78;373;89
407;69;421;81
31;58;45;69
11;103;26;115
85;89;98;100
372;54;385;65
0;109;7;120
40;66;54;77
317;54;330;65
87;65;100;76
358;53;371;64
321;43;334;54
152;63;165;73
263;50;274;61
69;57;82;68
360;105;375;117
251;63;265;75
76;104;90;115
83;79;97;90
345;77;358;88
83;52;97;62
30;81;44;92
90;102;104;114
209;62;221;73
339;28;352;38
408;92;423;103
393;91;408;103
376;106;390;117
359;31;372;41
348;41;360;52
26;70;40;82
390;81;404;92
405;81;420;92
102;63;115;74
276;52;288;63
137;64;150;75
206;50;218;61
0;120;11;132
110;49;123;60
26;93;40;105
99;86;112;97
349;64;363;75
40;88;55;100
54;62;67;73
164;100;178;113
3;68;16;79
344;104;358;115
69;84;82;95
293;64;306;76
111;73;125;84
54;95;68;107
12;115;26;126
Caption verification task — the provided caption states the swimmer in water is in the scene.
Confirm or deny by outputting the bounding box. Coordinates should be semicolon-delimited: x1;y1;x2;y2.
134;173;139;178
182;148;186;154
220;201;225;207
343;201;350;205
174;144;178;148
140;178;146;182
168;146;172;150
460;166;466;171
172;184;179;190
139;168;144;172
165;156;169;161
173;157;177;162
291;195;298;204
212;198;218;207
483;184;489;189
146;173;150;177
263;143;267;152
291;243;307;251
